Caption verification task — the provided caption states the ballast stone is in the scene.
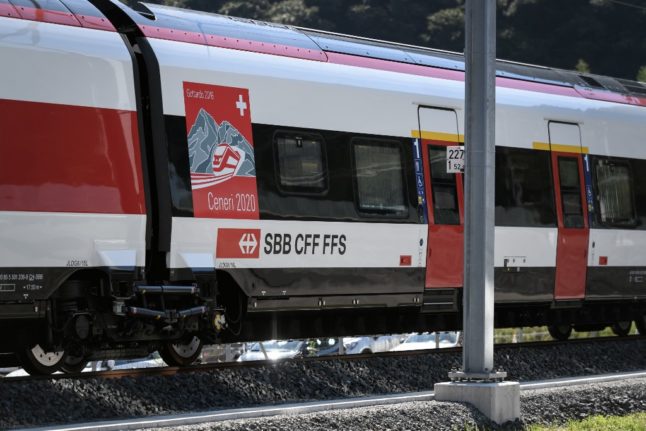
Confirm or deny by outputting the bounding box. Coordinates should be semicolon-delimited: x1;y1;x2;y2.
434;380;520;425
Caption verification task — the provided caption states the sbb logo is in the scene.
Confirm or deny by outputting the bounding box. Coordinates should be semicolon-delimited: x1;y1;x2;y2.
216;228;261;259
238;232;258;255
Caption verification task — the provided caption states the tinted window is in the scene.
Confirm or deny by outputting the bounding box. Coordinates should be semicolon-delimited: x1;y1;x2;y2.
595;159;635;226
353;140;407;216
631;159;646;229
429;146;459;225
495;147;556;227
275;132;327;193
558;157;584;228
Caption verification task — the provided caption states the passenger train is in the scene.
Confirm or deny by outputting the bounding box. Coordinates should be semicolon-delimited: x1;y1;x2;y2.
1;0;645;374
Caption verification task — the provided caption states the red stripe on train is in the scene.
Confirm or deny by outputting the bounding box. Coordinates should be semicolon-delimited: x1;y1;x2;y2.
325;52;646;107
0;3;19;18
326;52;579;99
0;5;115;31
0;99;145;215
8;4;81;27
138;24;327;62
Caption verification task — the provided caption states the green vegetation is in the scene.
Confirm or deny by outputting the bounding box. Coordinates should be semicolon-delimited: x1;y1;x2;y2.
493;323;636;344
125;0;646;81
528;412;646;430
575;59;591;74
637;66;646;82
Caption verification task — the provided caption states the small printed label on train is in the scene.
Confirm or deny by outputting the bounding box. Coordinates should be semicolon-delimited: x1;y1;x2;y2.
446;146;464;173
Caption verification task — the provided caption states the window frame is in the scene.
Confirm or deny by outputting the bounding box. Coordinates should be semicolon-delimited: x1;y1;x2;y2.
494;146;557;228
427;145;460;225
557;156;585;229
351;137;409;219
272;129;329;196
592;157;638;228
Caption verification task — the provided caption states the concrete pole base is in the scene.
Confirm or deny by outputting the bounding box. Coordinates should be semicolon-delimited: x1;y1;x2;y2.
434;381;520;425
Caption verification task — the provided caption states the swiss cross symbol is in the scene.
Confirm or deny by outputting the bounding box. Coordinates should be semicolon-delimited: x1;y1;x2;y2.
235;94;248;116
239;232;258;255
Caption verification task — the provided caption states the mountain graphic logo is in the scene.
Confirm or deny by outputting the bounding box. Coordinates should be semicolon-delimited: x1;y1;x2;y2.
187;108;255;189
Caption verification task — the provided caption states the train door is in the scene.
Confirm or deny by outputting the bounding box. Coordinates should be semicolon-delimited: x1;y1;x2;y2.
548;122;589;299
418;107;464;288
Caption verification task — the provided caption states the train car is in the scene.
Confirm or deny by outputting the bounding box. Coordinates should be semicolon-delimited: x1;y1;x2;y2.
1;0;645;374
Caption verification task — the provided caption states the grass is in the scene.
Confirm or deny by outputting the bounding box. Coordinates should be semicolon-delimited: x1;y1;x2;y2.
527;412;646;430
493;323;638;344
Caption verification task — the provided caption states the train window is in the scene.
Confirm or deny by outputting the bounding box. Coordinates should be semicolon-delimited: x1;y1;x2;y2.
275;132;327;194
595;159;636;226
428;146;459;225
495;147;556;227
353;139;407;216
630;159;646;228
557;157;584;228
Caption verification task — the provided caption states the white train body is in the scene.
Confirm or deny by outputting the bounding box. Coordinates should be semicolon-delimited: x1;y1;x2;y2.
0;0;645;372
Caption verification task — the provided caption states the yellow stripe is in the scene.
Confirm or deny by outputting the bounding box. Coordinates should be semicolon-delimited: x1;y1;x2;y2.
412;130;463;143
532;141;589;154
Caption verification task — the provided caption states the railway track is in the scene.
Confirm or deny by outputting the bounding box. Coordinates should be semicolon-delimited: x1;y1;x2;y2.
20;370;646;431
4;334;643;382
2;335;644;429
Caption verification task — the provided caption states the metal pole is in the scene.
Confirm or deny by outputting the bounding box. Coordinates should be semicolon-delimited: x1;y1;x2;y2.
450;0;503;381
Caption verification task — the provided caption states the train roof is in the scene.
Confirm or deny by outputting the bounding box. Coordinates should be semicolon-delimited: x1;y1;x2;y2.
133;2;646;103
4;0;646;103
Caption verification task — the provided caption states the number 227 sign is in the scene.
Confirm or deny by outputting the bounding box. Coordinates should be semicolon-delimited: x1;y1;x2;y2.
446;146;465;174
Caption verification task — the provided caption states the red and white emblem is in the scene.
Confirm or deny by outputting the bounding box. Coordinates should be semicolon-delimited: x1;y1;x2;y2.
184;82;259;219
216;228;261;259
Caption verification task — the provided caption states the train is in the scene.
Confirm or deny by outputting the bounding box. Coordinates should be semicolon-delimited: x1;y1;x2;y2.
1;0;645;375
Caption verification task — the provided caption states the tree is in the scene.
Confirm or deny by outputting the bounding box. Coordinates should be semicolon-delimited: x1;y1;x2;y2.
423;6;464;51
637;66;646;83
267;0;320;26
575;59;591;73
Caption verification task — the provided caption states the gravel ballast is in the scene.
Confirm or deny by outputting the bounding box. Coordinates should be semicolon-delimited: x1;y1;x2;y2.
149;378;646;431
1;338;645;429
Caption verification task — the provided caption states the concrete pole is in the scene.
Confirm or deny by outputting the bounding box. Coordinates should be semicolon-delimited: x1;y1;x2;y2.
461;0;497;379
435;0;519;423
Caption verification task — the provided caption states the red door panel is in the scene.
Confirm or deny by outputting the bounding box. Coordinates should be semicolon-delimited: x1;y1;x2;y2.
423;141;464;288
551;152;589;299
554;229;588;298
427;224;463;287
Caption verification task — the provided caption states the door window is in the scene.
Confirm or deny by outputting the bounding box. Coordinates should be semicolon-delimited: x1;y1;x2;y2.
428;146;459;225
557;157;584;228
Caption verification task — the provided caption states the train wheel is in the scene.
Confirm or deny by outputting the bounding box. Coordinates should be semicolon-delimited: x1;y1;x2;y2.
547;324;572;341
635;314;646;335
611;321;632;337
159;336;203;366
19;344;65;375
60;354;89;374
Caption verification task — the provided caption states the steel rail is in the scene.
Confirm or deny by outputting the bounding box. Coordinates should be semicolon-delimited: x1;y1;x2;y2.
1;334;643;382
19;370;646;431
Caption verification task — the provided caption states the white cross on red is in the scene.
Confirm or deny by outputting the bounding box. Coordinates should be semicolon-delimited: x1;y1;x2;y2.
235;94;248;116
